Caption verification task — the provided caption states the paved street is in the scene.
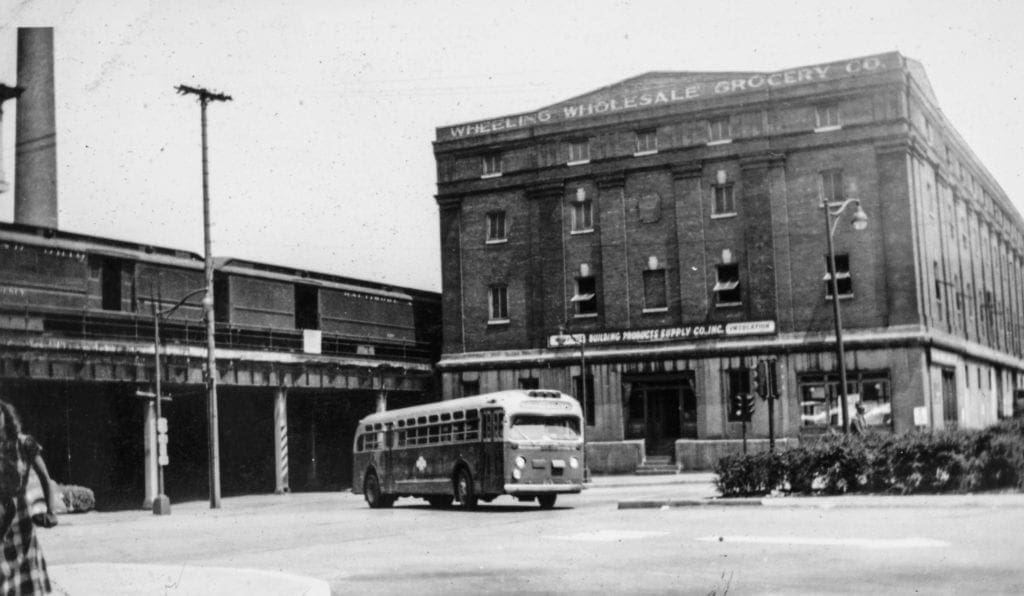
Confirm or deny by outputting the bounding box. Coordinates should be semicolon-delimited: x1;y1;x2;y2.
42;475;1024;594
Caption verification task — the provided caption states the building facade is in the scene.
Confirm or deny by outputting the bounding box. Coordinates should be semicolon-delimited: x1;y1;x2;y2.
432;53;1024;468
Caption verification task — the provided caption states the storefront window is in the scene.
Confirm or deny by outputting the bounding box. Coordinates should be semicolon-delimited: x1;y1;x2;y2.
798;371;891;430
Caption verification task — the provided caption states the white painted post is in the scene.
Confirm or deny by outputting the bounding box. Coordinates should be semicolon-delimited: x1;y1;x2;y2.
273;387;289;494
143;398;157;509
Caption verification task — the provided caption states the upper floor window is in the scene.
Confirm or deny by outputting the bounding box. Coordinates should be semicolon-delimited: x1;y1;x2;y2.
634;129;658;155
488;284;509;323
815;104;841;130
519;377;540;390
820;169;844;202
643;268;668;312
712;184;736;217
572;275;597;316
708;117;732;144
571;199;594;233
714;263;741;306
568;139;591;164
824;254;853;298
481;153;502;178
486;211;507;243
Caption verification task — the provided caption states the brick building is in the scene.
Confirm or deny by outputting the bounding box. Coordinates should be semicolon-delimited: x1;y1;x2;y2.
432;53;1024;470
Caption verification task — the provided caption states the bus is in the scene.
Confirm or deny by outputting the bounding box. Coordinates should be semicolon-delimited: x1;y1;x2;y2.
352;389;585;509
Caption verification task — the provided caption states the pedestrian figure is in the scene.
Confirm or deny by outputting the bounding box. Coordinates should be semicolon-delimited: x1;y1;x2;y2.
0;401;57;594
849;403;868;435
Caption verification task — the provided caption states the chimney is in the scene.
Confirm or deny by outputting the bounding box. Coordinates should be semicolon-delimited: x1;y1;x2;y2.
14;27;58;229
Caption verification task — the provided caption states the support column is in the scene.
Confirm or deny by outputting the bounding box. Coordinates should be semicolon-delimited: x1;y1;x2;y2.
142;399;157;509
273;387;290;494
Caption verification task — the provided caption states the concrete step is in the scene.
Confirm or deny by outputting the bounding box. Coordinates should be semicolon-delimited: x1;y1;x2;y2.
634;466;679;475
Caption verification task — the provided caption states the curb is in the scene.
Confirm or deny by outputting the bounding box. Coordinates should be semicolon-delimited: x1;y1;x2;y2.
619;495;1024;509
49;563;331;596
619;498;761;509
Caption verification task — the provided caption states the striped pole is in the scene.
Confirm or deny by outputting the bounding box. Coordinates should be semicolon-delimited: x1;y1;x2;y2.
273;387;289;494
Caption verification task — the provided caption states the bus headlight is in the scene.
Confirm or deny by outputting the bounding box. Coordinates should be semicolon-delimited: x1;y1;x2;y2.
515;456;526;469
569;457;580;469
512;468;522;480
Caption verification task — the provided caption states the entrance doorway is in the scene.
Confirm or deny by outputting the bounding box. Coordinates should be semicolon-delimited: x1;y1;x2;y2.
625;373;697;456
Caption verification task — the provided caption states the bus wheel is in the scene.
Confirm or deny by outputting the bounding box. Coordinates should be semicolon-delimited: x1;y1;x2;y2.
454;469;477;509
537;494;557;509
364;472;393;509
427;495;453;508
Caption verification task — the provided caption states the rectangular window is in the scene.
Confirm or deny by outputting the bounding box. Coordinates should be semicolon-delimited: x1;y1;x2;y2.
486;211;507;243
820;169;844;202
568;139;591;164
461;380;480;398
573;373;596;426
481;153;502;178
518;377;539;390
572;275;597;316
708;117;731;143
823;254;853;298
712;184;735;216
488;285;508;322
815;104;841;129
714;263;741;306
634;129;658;155
571;199;594;233
643;269;667;311
934;261;943;320
726;368;751;422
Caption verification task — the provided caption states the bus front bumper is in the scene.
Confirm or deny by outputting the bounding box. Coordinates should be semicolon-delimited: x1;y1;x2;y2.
504;483;584;495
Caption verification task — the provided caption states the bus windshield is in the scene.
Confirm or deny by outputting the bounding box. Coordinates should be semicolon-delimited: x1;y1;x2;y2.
509;415;581;441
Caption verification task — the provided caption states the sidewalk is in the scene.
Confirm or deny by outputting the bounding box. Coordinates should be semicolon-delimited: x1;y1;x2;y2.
49;563;331;596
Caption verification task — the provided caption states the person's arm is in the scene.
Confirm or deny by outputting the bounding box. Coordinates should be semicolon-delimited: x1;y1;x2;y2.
30;453;58;524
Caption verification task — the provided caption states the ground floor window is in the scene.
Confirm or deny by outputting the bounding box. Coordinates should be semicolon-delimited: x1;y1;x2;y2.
798;370;891;430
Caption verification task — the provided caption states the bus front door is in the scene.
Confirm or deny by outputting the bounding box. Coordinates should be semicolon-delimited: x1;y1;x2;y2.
479;408;504;496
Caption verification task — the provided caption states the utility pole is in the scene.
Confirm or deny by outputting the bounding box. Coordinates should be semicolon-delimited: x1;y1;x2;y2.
176;84;231;509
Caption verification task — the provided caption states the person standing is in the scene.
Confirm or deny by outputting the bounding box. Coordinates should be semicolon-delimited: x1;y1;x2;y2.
849;402;868;435
0;401;57;594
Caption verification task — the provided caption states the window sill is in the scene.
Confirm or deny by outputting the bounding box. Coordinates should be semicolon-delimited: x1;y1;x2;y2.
825;294;855;301
570;229;594;235
710;212;737;220
481;172;503;180
573;313;598;319
707;139;733;146
567;159;591;167
487;319;510;326
814;125;842;133
633;149;658;157
715;301;743;308
485;238;508;245
642;307;669;314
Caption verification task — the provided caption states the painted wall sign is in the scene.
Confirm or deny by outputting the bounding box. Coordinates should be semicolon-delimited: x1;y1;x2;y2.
438;53;898;141
547;320;776;348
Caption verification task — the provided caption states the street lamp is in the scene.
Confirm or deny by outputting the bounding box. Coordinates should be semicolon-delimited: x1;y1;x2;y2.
821;177;868;433
556;324;588;426
145;285;207;515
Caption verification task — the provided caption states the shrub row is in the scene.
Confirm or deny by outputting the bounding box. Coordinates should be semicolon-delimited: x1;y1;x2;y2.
714;419;1024;497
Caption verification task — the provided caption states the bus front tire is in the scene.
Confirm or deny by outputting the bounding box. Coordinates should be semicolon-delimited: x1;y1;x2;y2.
454;469;477;509
364;472;394;509
537;494;557;509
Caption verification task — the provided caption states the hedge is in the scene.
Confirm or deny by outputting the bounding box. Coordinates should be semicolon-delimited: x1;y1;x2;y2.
714;419;1024;497
59;484;96;513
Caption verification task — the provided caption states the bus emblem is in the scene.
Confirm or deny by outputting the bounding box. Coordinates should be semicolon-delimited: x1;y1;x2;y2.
416;456;427;472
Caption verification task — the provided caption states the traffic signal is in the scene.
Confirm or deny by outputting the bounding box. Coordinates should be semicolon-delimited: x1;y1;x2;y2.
731;393;755;421
754;360;769;398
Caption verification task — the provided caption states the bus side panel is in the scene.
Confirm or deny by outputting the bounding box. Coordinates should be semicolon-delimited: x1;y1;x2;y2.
351;451;370;494
391;443;481;497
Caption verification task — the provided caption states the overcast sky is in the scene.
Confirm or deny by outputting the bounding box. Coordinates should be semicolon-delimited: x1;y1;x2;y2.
1;0;1022;292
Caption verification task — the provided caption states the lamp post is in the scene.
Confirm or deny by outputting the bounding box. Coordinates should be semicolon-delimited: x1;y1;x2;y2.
146;285;206;515
820;178;869;433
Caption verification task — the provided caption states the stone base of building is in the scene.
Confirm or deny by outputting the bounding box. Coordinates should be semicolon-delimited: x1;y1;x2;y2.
676;438;801;471
585;440;646;474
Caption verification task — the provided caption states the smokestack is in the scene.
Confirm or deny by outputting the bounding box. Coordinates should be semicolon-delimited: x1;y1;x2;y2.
14;27;58;229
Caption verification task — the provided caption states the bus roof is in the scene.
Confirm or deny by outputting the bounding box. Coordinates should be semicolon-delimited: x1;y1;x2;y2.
357;390;581;427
